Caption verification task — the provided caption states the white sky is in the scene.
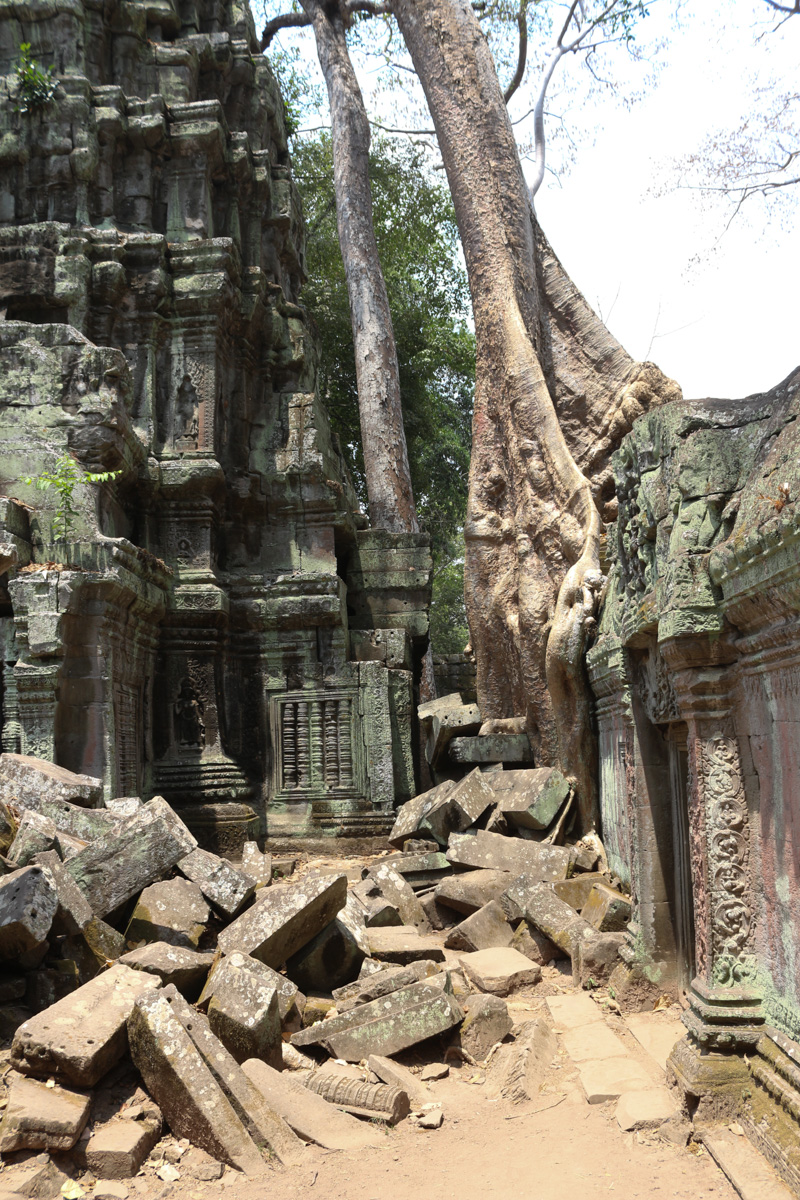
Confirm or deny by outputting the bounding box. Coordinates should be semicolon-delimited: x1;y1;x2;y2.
277;0;798;402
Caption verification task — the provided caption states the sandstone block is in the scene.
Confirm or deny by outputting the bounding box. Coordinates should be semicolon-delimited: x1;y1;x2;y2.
576;932;625;988
486;1018;557;1103
366;925;446;965
332;959;441;1012
217;872;347;967
178;848;256;918
11;963;161;1086
207;958;282;1067
435;868;514;915
458;947;541;995
489;768;570;830
444;900;513;953
0;864;58;960
241;842;273;886
388;780;457;848
368;1054;430;1108
561;1022;628;1062
32;850;93;935
578;1056;653;1104
0;1076;91;1152
510;919;561;965
383;850;451;890
7;810;58;866
615;1087;677;1131
242;1058;383;1150
199;952;302;1026
501;878;597;960
119;942;215;997
545;994;604;1030
419;890;458;930
552;873;606;910
0;753;102;809
448;831;574;880
368;863;431;932
449;733;533;764
459;993;513;1061
286;893;369;992
85;1116;162;1178
125;878;210;950
581;881;632;933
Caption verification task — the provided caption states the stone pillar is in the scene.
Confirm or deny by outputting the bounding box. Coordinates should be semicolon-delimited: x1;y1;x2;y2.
663;636;765;1121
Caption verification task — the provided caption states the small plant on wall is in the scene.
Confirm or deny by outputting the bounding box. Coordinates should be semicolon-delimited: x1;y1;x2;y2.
23;454;120;543
14;43;58;114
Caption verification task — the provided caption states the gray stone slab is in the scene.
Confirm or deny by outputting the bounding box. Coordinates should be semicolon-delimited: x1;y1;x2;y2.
490;768;570;830
7;810;58;866
0;1076;91;1153
217;872;347;967
119;942;215;995
449;734;533;764
388;780;457;849
125;878;210;950
0;864;58;960
703;1128;796;1200
12;963;161;1086
199;952;301;1024
20;798;118;844
32;850;93;935
286;893;369;992
448;831;574;880
242;1058;383;1150
501;878;596;956
241;842;273;886
366;925;446;964
178;848;256;918
0;753;102;809
369;863;431;931
459;993;513;1061
444;899;513;952
206;958;282;1067
615;1087;677;1131
577;1055;653;1103
332;959;442;1012
435;868;514;915
458;947;541;995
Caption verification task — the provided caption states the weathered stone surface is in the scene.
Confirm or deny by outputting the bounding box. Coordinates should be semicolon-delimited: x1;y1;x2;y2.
0;864;58;960
545;993;604;1029
125;879;210;951
12;963;161;1085
206;958;282;1068
575;931;625;988
0;1076;91;1153
551;873;607;910
7;810;58;866
388;780;457;848
581;881;632;932
304;1072;410;1123
445;900;513;953
384;851;451;890
332;959;442;1012
419;890;458;930
489;768;570;830
625;1012;685;1071
501;878;597;961
65;801;196;918
421;698;482;768
217;873;347;967
447;831;574;880
487;1018;557;1103
435;868;514;915
366;925;446;965
458;948;541;995
292;978;463;1061
242;1059;383;1150
0;1152;73;1198
127;989;267;1174
199;952;302;1026
510;919;562;965
85;1117;162;1179
578;1056;653;1104
561;1022;628;1062
178;848;256;918
32;851;94;936
286;893;369;992
368;1054;430;1108
368;863;431;932
119;943;215;996
18;799;118;846
449;734;533;764
241;843;273;887
406;769;495;846
615;1087;677;1131
459;993;513;1061
0;755;102;809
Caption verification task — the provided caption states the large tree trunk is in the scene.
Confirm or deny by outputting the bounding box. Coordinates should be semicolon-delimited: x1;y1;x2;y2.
391;0;678;831
300;0;418;534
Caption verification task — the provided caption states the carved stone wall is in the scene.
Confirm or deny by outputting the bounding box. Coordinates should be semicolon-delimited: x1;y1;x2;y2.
0;0;431;844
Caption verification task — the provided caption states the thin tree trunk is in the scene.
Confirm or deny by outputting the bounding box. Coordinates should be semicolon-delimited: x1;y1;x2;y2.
299;0;418;534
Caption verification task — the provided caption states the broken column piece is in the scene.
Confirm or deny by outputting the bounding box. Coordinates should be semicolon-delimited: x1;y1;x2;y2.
242;1059;383;1151
304;1073;410;1124
217;872;348;967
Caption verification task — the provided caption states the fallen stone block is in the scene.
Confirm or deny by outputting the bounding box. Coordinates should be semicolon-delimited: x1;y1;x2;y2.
242;1058;383;1150
413;769;496;846
217;872;347;967
105;797;142;819
85;1115;162;1178
64;800;197;918
0;799;17;854
178;848;256;918
421;698;482;768
364;896;404;927
183;1147;225;1181
388;780;457;848
581;881;632;933
552;872;606;910
7;810;58;866
448;831;575;880
241;842;272;886
459;993;513;1061
199;952;302;1027
332;959;441;1012
11;963;161;1086
575;931;625;988
488;768;570;830
419;890;458;930
80;917;127;968
510;919;561;965
0;1154;72;1198
366;925;446;965
0;1076;91;1152
625;1012;685;1071
368;1054;430;1108
286;893;369;992
368;863;431;932
445;900;513;953
434;868;514;915
128;989;267;1174
0;864;58;961
0;753;102;809
501;878;597;963
487;1018;557;1102
304;1072;410;1124
119;942;215;997
302;994;336;1026
32;851;93;936
125;879;210;950
20;798;117;845
615;1087;677;1131
291;978;462;1061
206;957;282;1067
383;850;451;890
449;733;533;764
458;947;541;996
54;830;88;859
578;1056;653;1104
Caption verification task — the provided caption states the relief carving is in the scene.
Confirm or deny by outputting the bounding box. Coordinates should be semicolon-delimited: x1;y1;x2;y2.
174;677;205;749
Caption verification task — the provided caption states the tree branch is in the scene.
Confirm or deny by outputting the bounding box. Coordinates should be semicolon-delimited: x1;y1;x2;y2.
260;11;312;50
346;0;392;14
503;6;528;104
762;0;799;12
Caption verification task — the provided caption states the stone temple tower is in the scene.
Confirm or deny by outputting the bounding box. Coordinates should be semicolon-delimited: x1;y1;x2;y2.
0;0;431;851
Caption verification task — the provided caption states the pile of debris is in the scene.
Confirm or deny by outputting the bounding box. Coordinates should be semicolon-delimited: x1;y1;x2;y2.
0;747;631;1192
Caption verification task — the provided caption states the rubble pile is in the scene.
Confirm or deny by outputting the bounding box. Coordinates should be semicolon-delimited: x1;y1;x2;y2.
0;745;631;1191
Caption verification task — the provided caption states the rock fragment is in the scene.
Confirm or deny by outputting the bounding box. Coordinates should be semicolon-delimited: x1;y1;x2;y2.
124;879;210;950
581;881;632;932
217;872;347;967
444;900;513;952
0;753;102;809
448;830;574;879
178;848;256;918
435;868;514;915
85;1114;162;1178
458;993;513;1061
206;956;282;1067
242;1059;383;1150
286;893;369;991
0;1076;91;1153
488;768;570;831
0;864;58;961
458;947;541;996
7;810;58;866
119;942;215;996
241;842;273;886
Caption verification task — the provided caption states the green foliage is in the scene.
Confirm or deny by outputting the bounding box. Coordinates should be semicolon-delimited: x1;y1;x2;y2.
23;454;120;542
14;43;58;114
293;134;475;656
